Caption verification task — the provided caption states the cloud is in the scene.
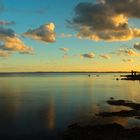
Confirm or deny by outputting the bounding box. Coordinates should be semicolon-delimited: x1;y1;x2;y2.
0;27;34;55
0;49;10;57
0;27;15;37
117;48;140;56
81;52;95;58
100;54;111;59
122;59;134;63
1;37;34;54
70;0;140;41
59;47;69;52
134;43;140;51
0;20;15;26
60;33;73;38
24;23;56;43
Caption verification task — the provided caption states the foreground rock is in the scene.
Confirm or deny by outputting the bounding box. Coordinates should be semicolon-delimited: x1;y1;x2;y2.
98;99;140;119
62;123;140;140
62;99;140;140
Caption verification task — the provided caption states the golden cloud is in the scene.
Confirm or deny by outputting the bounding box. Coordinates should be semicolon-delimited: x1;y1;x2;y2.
70;0;140;41
24;23;56;43
0;27;34;55
2;36;33;54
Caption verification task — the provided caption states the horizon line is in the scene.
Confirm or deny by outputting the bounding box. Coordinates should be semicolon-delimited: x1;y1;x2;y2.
0;71;137;73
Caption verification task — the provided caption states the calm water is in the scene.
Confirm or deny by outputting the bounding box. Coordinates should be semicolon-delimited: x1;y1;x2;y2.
0;73;140;139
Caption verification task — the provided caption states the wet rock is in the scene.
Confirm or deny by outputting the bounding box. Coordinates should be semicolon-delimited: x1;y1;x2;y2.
62;123;140;140
98;99;140;119
62;98;140;140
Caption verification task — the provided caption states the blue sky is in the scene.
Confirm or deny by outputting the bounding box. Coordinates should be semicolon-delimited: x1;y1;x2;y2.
0;0;140;72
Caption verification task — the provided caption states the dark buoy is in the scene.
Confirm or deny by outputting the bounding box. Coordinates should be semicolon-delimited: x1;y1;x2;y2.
110;97;114;100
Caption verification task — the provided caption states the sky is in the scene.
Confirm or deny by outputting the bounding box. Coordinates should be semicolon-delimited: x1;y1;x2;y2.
0;0;140;72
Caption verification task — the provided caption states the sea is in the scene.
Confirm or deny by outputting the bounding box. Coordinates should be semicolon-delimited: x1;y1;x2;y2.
0;72;140;139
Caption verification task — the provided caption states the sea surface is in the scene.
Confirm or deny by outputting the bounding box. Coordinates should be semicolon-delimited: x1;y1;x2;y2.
0;72;140;139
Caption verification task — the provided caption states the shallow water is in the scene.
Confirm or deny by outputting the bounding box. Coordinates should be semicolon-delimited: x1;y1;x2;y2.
0;73;140;139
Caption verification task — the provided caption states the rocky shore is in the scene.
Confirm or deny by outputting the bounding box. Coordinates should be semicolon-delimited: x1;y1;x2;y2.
62;98;140;140
62;123;140;140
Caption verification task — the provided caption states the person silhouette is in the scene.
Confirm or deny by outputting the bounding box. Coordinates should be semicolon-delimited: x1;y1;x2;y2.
131;70;134;75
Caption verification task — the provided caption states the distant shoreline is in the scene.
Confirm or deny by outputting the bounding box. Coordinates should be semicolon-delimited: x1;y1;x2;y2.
0;71;133;74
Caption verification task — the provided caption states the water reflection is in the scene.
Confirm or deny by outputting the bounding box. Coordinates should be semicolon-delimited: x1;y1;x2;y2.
0;89;21;137
46;95;56;130
0;73;139;139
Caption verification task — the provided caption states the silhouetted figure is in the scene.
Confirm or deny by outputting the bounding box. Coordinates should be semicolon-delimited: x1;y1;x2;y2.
122;70;140;80
131;70;134;75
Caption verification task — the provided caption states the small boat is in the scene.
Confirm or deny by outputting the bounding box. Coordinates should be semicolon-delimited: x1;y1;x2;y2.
88;74;91;77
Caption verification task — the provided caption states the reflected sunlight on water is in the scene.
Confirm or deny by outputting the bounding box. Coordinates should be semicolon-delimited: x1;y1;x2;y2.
0;73;140;139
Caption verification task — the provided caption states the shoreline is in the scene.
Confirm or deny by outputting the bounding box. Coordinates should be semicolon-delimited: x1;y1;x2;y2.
62;122;140;140
62;98;140;140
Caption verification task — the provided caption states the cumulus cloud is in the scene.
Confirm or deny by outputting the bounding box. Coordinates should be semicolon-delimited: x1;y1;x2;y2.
0;49;10;57
117;48;140;56
0;20;15;26
0;27;15;37
134;43;140;51
122;58;134;63
70;0;140;41
24;23;56;43
59;47;69;52
1;37;34;54
0;27;33;55
100;54;111;59
81;52;95;58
